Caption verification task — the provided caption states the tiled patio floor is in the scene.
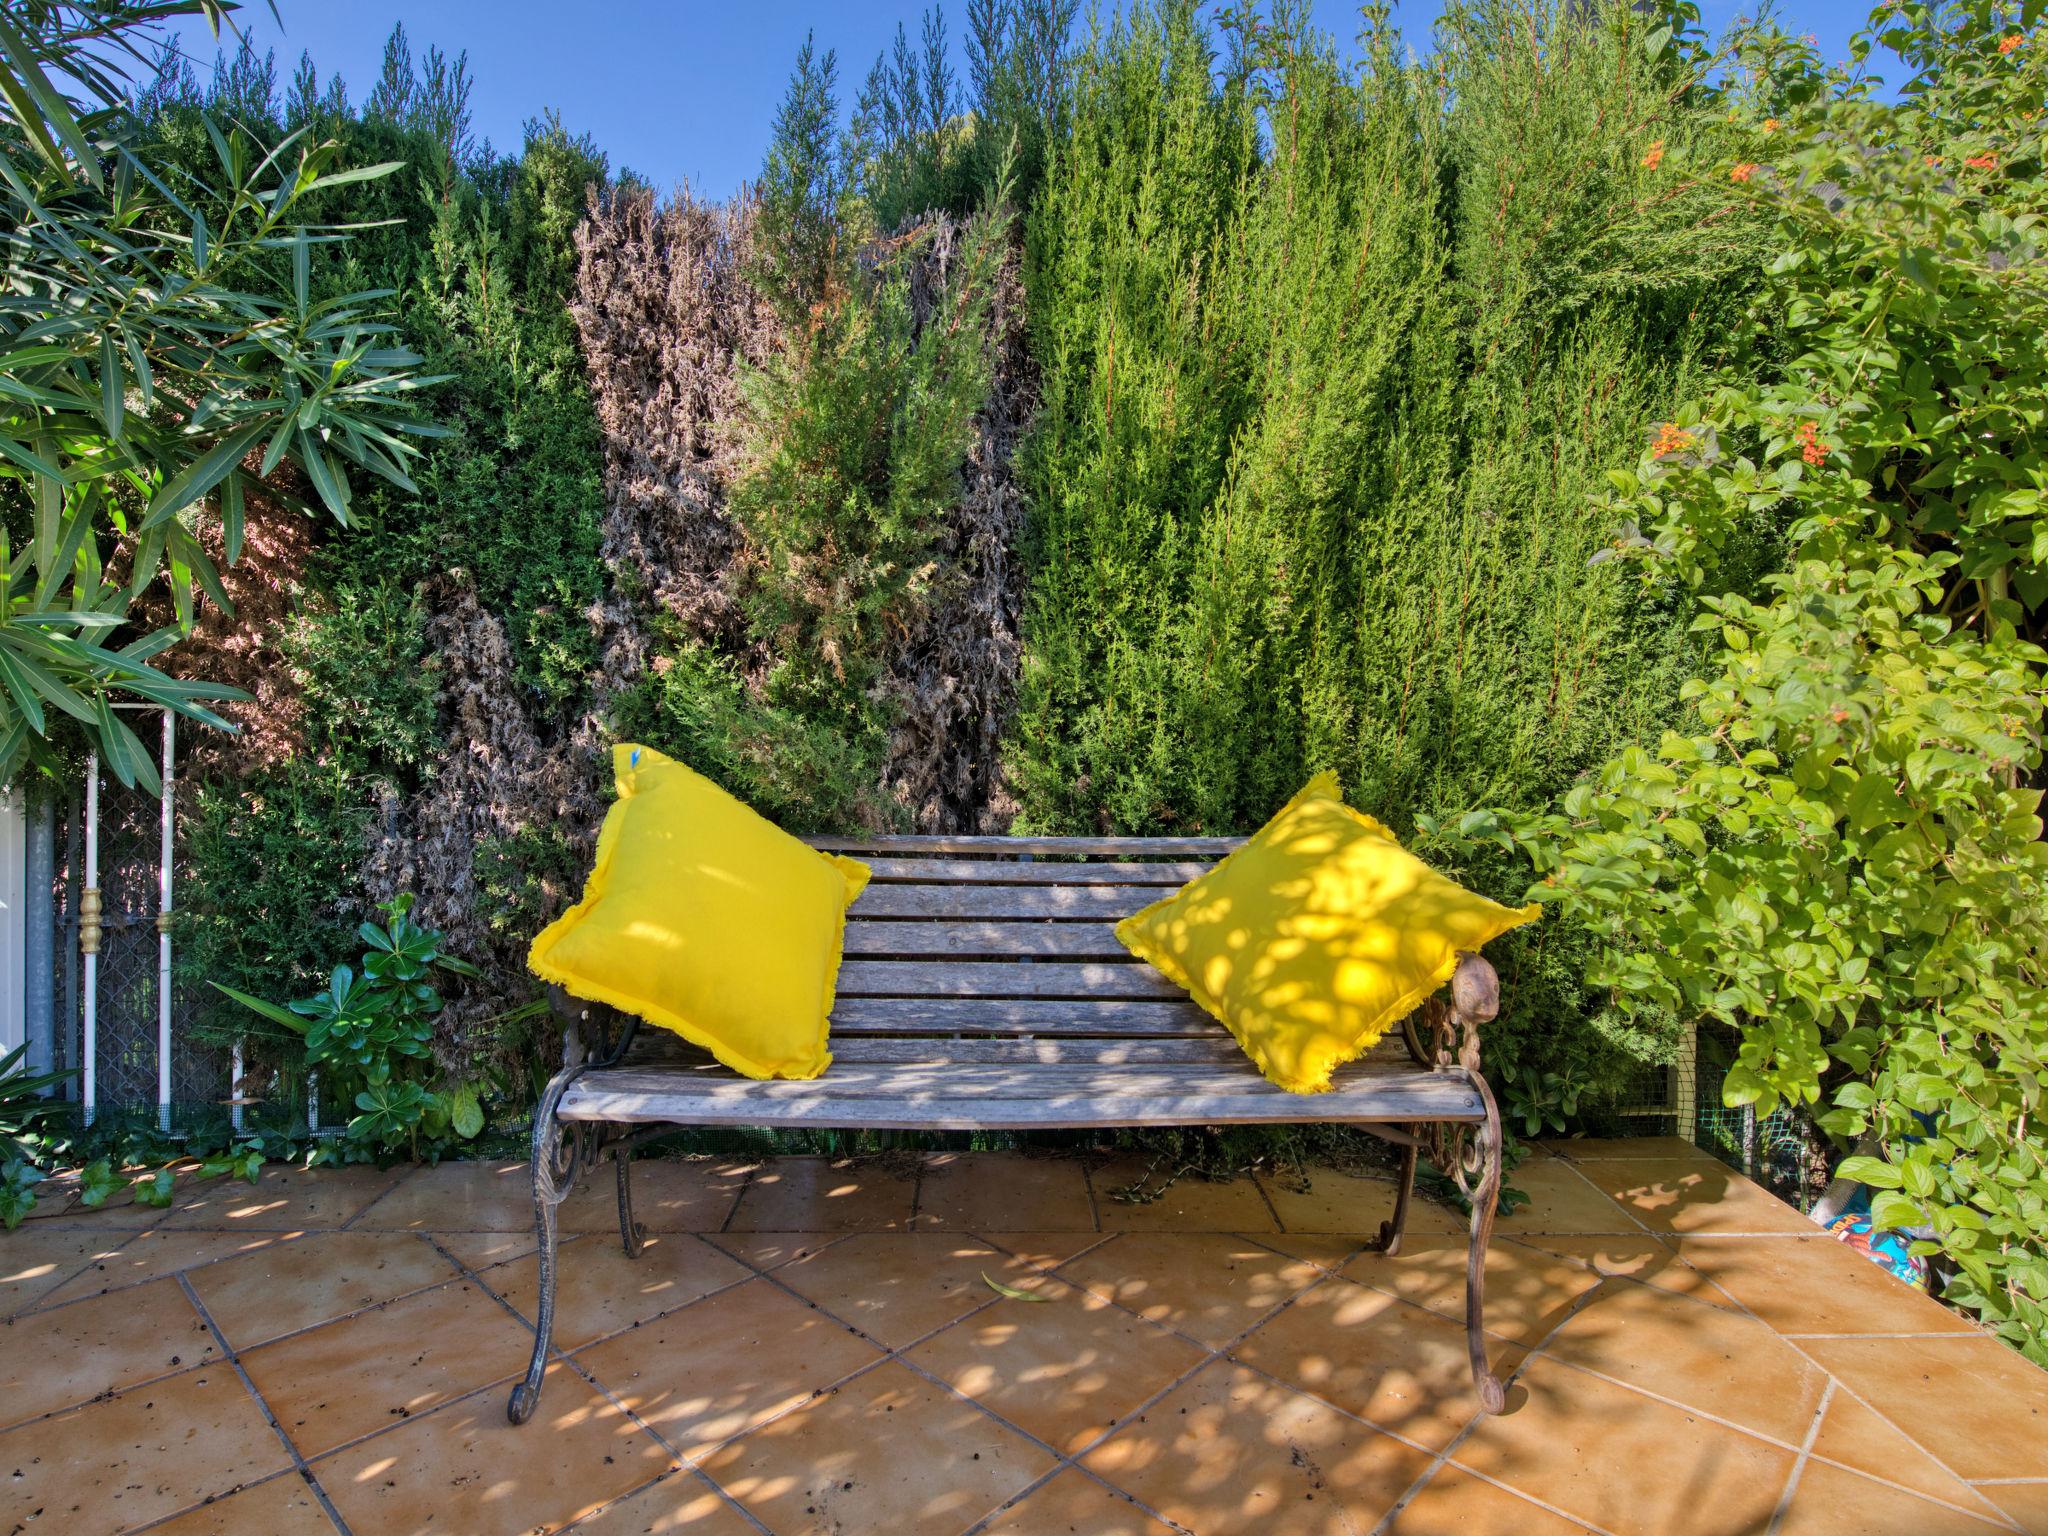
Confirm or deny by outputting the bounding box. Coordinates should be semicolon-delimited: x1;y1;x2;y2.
3;1138;2045;1535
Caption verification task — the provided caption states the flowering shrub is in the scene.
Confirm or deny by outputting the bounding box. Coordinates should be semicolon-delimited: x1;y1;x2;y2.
1478;3;2048;1359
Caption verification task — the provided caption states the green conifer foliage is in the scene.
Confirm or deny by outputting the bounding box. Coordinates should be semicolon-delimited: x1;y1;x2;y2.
1010;0;1768;1095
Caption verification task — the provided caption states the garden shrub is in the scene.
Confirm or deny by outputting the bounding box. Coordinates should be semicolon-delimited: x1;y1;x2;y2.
1008;0;1768;1104
1477;3;2048;1359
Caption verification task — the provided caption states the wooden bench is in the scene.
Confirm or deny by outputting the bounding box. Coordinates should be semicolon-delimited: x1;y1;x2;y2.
507;833;1510;1424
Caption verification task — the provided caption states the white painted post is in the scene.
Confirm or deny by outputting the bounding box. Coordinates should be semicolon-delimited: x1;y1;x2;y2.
157;711;173;1134
81;753;98;1124
0;788;25;1062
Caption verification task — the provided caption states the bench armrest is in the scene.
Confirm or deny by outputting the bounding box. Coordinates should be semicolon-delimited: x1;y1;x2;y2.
545;985;639;1071
1402;951;1499;1076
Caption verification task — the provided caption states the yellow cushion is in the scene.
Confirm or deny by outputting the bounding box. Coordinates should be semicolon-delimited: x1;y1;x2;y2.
528;743;869;1080
1115;772;1538;1093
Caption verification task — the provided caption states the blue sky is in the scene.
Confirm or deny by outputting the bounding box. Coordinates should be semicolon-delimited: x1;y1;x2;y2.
167;1;1873;199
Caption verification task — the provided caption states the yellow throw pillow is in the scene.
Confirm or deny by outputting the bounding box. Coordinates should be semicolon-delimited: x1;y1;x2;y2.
1115;772;1538;1093
529;743;869;1080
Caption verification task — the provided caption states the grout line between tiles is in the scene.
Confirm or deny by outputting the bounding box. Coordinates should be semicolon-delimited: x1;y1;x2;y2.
1622;1238;2022;1520
1366;1272;1621;1536
172;1270;355;1536
117;1464;336;1536
4;1223;158;1320
557;1465;775;1536
1764;1377;1836;1536
718;1160;760;1232
1248;1168;1288;1230
334;1165;416;1230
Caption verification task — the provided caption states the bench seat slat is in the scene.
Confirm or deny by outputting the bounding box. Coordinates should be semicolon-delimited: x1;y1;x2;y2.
558;1059;1482;1129
809;834;1244;858
835;959;1181;999
850;883;1155;920
843;920;1129;958
858;857;1212;886
826;997;1217;1036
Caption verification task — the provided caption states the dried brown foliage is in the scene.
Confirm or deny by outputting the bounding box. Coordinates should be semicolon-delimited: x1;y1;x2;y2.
154;489;314;783
360;582;598;1053
875;212;1032;832
571;183;779;684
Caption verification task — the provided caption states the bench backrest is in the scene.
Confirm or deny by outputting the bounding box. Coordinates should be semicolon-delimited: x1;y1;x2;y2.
800;834;1415;1067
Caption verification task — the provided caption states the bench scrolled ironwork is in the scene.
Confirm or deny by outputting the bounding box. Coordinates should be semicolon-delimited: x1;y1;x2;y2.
506;833;1510;1424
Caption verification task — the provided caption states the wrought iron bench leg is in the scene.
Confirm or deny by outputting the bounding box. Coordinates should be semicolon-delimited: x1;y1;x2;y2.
1371;1142;1419;1257
507;1064;586;1425
616;1149;644;1259
1465;1079;1507;1414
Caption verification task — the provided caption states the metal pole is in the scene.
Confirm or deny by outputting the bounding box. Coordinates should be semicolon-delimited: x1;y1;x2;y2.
157;711;173;1134
81;753;98;1125
24;796;54;1088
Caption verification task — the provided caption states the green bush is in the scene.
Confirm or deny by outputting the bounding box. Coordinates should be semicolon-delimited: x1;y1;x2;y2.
1488;3;2048;1359
1008;0;1767;1102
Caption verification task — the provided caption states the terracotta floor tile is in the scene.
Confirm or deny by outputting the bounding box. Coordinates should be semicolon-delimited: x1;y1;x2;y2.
0;1227;130;1316
34;1228;298;1309
239;1276;531;1457
189;1229;466;1350
1540;1136;1715;1161
1502;1234;1719;1300
1093;1156;1278;1232
485;1231;752;1351
918;1153;1097;1231
1979;1481;2048;1535
1387;1466;1600;1534
1231;1277;1510;1450
1674;1234;1978;1337
904;1275;1208;1453
983;1231;1112;1271
700;1358;1056;1535
1344;1236;1603;1348
1774;1458;2013;1534
0;1274;218;1427
147;1471;335;1535
163;1165;410;1231
571;1470;763;1534
352;1159;540;1232
602;1158;756;1233
1539;1278;1828;1445
1080;1359;1435;1536
313;1365;674;1536
1056;1232;1323;1348
723;1156;919;1231
1451;1355;1794;1536
571;1275;883;1459
775;1231;1044;1349
979;1469;1173;1534
1806;1388;2005;1514
701;1230;838;1272
1571;1157;1814;1235
1798;1335;2048;1480
0;1361;290;1534
1495;1157;1647;1235
1256;1168;1464;1237
1252;1232;1371;1270
25;1187;175;1230
434;1228;542;1271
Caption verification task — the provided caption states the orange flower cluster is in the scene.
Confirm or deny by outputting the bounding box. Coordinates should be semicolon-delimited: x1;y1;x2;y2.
1763;118;1781;133
1966;152;1999;170
1731;162;1757;183
1642;139;1665;170
1999;32;2024;54
1650;422;1698;458
1797;422;1828;467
